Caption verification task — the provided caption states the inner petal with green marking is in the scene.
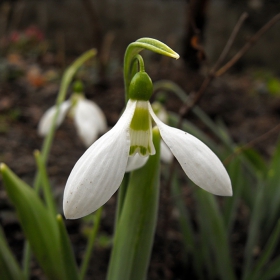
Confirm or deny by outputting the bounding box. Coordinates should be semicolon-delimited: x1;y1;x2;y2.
129;100;155;157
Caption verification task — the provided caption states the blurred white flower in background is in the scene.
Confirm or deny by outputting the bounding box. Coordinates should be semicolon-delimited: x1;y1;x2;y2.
38;82;107;147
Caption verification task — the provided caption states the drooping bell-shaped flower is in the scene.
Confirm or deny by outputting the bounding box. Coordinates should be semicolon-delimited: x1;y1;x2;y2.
38;92;107;147
63;71;232;219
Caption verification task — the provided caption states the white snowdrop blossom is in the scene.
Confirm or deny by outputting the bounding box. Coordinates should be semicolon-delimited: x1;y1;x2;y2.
63;71;232;219
38;94;107;147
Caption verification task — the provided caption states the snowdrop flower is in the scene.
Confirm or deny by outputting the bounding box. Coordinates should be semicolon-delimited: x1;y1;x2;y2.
38;93;107;147
64;71;232;219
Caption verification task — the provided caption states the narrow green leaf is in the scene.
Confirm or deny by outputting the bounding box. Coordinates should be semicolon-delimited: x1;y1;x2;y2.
0;163;65;280
171;174;204;279
259;256;280;280
171;173;196;252
57;215;80;280
241;148;267;180
80;208;102;279
264;138;280;235
242;181;265;280
0;226;25;280
195;188;236;280
223;157;244;232
107;127;161;280
247;220;280;280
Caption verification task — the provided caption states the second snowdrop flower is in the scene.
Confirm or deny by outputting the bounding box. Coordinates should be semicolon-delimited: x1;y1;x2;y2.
38;87;107;147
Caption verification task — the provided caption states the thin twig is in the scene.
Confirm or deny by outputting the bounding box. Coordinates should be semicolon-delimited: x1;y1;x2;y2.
212;12;249;73
179;12;249;124
224;123;280;165
216;13;280;77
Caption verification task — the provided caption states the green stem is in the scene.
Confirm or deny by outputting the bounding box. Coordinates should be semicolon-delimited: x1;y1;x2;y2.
34;150;57;217
115;173;130;229
22;242;31;279
80;208;102;279
22;48;97;279
34;48;97;190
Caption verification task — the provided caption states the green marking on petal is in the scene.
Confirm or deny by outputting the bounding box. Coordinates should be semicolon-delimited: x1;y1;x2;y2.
129;101;155;157
130;107;150;131
129;146;148;156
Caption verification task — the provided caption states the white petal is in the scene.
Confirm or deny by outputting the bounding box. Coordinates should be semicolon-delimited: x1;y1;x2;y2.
160;141;173;163
63;100;136;219
126;154;149;172
149;104;232;196
73;99;107;147
38;101;71;136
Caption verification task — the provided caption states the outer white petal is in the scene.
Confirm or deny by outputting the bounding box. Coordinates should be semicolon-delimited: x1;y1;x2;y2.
74;99;107;147
149;103;232;196
160;140;173;163
38;101;71;136
126;154;149;172
63;100;136;219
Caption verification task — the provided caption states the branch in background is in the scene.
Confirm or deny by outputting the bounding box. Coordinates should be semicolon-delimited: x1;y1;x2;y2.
224;123;280;165
216;13;280;77
179;12;248;128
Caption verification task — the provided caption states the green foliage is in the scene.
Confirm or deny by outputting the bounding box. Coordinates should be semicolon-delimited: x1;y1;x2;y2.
107;128;161;280
169;109;280;280
0;164;77;280
0;226;25;280
2;39;280;280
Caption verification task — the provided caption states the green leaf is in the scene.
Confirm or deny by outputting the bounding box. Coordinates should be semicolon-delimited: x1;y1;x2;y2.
171;173;204;279
195;188;236;280
242;181;265;280
264;138;280;235
56;215;80;280
247;220;280;280
80;208;102;279
223;157;244;232
0;163;66;280
259;256;280;280
241;148;267;179
0;226;25;280
107;127;161;280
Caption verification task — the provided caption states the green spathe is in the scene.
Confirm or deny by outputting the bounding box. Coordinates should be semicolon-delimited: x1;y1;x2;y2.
129;71;153;101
